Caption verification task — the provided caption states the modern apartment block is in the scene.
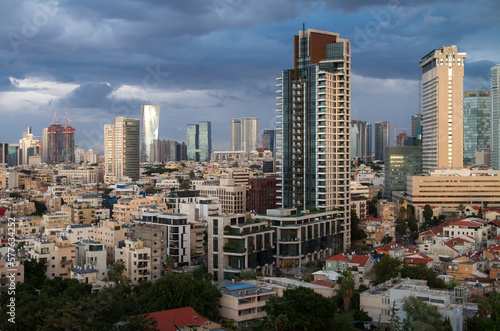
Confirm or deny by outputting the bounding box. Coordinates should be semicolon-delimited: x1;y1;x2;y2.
94;219;127;264
141;104;160;163
29;236;76;278
491;65;500;169
351;120;372;162
104;117;140;182
420;46;466;172
247;177;277;214
133;222;166;281
254;208;346;268
276;28;351;227
137;212;191;267
374;121;389;161
75;240;107;281
208;213;274;281
463;90;490;166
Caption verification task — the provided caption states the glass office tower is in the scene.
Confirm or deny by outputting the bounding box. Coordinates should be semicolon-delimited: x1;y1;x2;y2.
141;105;160;163
463;90;490;166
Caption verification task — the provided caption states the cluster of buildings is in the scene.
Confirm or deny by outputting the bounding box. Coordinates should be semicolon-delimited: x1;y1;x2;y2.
1;28;500;330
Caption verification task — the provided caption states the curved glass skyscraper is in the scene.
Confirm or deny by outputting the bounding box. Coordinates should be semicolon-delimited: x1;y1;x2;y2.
141;105;160;163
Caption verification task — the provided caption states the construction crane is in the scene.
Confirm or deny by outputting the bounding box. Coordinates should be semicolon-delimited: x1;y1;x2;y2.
388;124;411;145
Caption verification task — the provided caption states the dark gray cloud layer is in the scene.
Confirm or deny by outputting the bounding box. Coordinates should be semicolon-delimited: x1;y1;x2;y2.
0;0;498;150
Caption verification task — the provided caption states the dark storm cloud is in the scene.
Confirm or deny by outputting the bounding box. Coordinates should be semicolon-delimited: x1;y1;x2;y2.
0;0;498;150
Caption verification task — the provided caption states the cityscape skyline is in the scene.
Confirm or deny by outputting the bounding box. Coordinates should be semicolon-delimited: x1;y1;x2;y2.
0;1;499;152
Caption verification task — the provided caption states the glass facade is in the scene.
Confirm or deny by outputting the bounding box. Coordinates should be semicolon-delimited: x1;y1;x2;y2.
351;120;372;162
186;124;199;161
198;121;212;162
384;146;423;200
375;121;390;161
262;129;275;155
141;105;160;163
491;66;500;169
463;90;490;166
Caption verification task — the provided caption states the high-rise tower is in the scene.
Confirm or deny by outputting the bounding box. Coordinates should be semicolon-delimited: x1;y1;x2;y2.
374;121;390;161
230;119;242;151
104;117;140;181
420;46;466;172
351;120;372;162
141;105;160;163
463;90;490;166
276;28;351;251
491;65;500;169
198;121;212;162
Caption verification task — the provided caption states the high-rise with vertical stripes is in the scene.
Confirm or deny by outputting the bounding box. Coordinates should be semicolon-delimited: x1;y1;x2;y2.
491;65;500;169
420;46;466;172
276;28;351;251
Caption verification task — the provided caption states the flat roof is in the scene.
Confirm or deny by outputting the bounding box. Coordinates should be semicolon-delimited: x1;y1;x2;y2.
224;283;254;291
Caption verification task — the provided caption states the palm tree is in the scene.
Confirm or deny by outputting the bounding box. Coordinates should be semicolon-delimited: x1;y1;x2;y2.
338;269;355;313
456;204;465;218
166;255;176;274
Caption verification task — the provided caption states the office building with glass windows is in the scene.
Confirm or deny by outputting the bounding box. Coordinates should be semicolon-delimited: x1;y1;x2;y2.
141;105;160;163
351;120;372;162
383;146;422;200
374;121;389;161
276;28;351;253
463;90;490;166
198;121;212;162
420;46;466;172
187;124;199;161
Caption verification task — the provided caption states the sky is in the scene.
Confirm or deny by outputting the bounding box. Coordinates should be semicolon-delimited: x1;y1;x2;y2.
0;0;499;153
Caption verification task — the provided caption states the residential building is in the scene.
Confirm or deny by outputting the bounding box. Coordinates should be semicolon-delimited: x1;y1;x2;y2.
195;179;246;214
94;220;127;264
133;222;165;281
491;65;500;169
217;282;275;325
115;237;152;284
70;202;95;224
463;90;490;166
351;120;372;162
230;119;243;151
360;278;463;330
75;240;107;281
28;236;76;278
113;196;166;224
104;117;140;181
18;126;39;165
276;29;351;247
137;212;192;267
325;253;350;273
255;208;346;269
0;258;24;294
377;200;397;221
359;217;395;248
406;169;500;212
141;104;160;163
208;213;274;281
190;221;206;261
420;46;466;172
248;177;277;214
140;307;222;331
0;143;8;166
383;146;422;200
374;121;389;161
443;218;491;250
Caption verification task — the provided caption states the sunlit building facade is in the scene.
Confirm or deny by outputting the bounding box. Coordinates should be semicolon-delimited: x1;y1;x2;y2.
141;105;160;163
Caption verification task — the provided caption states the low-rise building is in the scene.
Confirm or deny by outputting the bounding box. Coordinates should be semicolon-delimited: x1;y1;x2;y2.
94;220;127;264
75;240;107;281
0;258;24;294
443;218;491;250
115;237;151;284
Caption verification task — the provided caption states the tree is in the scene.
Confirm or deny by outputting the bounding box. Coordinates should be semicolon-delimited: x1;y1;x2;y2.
456;203;465;218
423;205;433;225
374;255;401;285
478;207;483;219
108;260;128;283
395;217;407;238
351;210;367;242
30;200;48;216
179;180;191;190
382;235;393;245
389;301;403;331
368;198;378;217
338;269;355;313
264;287;336;331
144;185;160;195
232;162;239;168
402;296;452;331
166;255;176;274
239;269;257;280
117;314;160;331
189;170;195;179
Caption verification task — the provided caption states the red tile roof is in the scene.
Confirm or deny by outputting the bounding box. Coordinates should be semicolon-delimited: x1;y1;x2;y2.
377;242;419;254
312;280;335;288
446;237;469;245
140;307;207;331
327;253;349;262
349;255;370;268
0;207;9;216
486;244;500;252
361;216;383;223
444;243;459;252
448;220;481;227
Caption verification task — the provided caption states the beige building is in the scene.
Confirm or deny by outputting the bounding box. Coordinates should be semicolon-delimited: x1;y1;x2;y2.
0;258;24;294
94;219;127;264
113;196;166;224
195;179;246;214
75;240;107;281
420;45;466;172
190;221;206;260
115;237;152;284
70;202;96;224
406;169;500;212
28;236;76;278
443;218;491;250
376;200;396;221
133;222;165;282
